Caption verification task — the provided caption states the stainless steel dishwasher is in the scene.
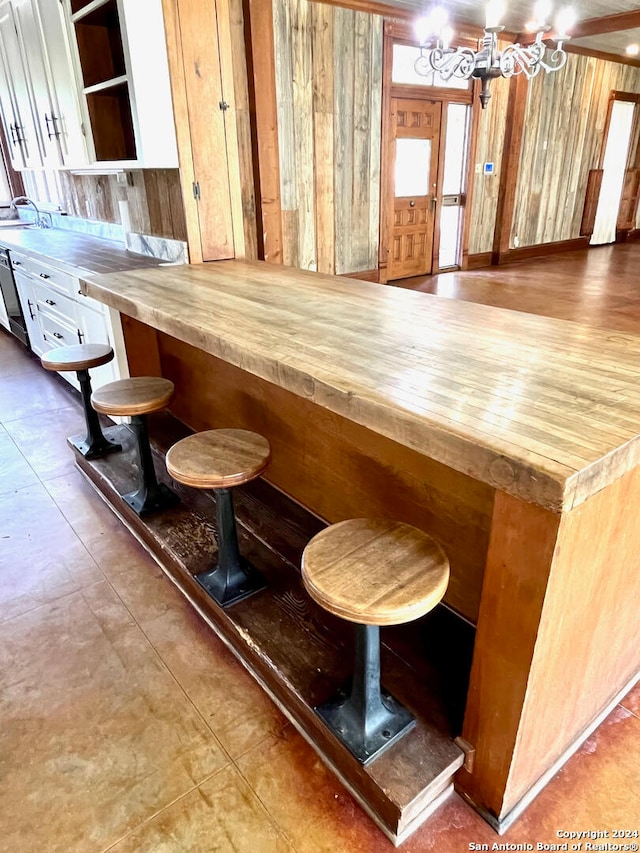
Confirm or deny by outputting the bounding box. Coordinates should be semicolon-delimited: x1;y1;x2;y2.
0;246;29;346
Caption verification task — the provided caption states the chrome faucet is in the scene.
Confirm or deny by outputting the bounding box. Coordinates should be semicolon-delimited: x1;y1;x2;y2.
10;196;51;229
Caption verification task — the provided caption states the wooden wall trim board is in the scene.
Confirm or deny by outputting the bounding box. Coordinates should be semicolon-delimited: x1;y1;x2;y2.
565;45;640;70
569;10;640;39
246;0;283;264
463;252;492;270
491;73;528;264
341;268;380;281
460;469;640;822
496;237;591;264
160;0;202;262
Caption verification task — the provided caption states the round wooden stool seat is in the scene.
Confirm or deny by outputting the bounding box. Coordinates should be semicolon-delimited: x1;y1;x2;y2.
166;429;271;489
41;343;114;373
302;518;450;626
302;518;450;765
92;377;174;417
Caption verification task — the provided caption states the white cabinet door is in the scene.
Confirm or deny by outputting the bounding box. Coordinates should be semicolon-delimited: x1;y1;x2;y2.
77;301;117;387
121;0;177;167
0;1;41;168
13;270;44;355
12;0;87;167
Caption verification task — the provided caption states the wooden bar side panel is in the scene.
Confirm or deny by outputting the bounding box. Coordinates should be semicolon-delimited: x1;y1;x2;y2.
503;465;640;813
156;331;494;623
461;468;640;820
121;316;162;378
458;492;561;815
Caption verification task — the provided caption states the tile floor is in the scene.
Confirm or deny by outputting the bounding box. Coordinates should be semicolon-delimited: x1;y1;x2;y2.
1;327;639;853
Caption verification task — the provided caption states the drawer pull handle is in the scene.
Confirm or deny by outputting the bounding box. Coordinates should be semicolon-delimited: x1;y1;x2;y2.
45;298;56;306
27;299;35;320
53;332;64;340
13;260;21;266
77;329;84;344
39;273;50;279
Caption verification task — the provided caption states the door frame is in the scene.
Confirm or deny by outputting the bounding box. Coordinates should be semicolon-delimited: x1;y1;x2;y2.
379;19;479;283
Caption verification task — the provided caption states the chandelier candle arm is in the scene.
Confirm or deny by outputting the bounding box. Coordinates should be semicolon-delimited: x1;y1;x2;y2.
414;2;575;108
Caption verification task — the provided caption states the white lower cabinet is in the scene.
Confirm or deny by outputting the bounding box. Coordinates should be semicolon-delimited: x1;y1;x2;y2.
12;249;125;387
13;270;45;356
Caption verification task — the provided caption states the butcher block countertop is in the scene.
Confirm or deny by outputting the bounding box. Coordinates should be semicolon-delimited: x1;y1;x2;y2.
80;259;640;513
0;226;167;276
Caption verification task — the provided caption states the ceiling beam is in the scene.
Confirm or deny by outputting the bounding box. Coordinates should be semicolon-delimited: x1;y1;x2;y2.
569;10;640;39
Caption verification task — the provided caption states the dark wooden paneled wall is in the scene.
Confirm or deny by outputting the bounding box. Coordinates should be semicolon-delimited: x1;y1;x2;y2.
272;0;382;275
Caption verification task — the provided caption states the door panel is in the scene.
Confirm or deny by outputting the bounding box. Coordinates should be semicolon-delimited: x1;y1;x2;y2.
386;98;441;280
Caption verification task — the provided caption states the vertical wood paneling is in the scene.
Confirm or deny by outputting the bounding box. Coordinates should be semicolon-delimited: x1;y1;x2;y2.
292;0;316;271
273;0;382;275
52;168;186;240
333;7;355;274
312;3;335;274
511;53;640;248
273;0;297;267
468;74;509;255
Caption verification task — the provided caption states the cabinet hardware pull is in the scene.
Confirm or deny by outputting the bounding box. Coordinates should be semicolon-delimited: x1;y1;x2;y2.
27;299;35;320
9;124;17;146
13;260;21;266
44;114;61;141
77;329;84;344
45;298;56;305
13;124;24;144
53;332;64;339
39;273;50;279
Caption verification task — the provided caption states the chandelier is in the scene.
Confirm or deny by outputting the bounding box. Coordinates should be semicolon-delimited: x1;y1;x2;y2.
414;1;576;108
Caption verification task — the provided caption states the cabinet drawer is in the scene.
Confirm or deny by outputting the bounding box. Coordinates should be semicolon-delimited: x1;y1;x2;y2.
13;254;78;298
40;311;79;349
34;281;77;327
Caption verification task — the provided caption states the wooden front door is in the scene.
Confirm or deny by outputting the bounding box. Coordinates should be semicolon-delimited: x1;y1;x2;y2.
386;99;441;280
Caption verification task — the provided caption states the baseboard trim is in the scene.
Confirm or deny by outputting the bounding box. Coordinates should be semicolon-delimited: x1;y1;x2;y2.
496;237;591;265
341;268;380;282
464;252;492;270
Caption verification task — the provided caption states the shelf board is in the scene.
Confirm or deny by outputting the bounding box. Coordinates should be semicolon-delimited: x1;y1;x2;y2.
83;74;128;96
70;0;113;24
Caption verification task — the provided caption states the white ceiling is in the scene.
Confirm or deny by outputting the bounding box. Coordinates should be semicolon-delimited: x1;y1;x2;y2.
383;0;640;57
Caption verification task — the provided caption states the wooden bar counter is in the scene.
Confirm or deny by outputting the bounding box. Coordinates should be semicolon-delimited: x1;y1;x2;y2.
80;259;640;837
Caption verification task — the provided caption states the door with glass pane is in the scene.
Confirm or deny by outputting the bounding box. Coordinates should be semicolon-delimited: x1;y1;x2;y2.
387;98;441;280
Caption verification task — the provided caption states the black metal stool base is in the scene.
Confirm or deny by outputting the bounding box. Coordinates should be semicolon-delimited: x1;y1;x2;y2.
315;623;415;765
123;481;179;518
316;684;415;766
70;425;122;460
196;559;267;607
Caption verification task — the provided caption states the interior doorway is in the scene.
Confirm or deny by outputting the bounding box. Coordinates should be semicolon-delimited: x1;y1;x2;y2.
386;98;441;280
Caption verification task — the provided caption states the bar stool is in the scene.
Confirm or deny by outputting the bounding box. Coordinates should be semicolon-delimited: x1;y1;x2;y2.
91;376;179;517
41;343;122;460
166;428;271;607
301;517;449;765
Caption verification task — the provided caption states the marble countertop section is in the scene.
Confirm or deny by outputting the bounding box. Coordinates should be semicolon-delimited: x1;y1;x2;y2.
0;226;175;277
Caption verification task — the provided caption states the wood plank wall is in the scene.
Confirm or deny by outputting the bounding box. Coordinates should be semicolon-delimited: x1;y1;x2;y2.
512;54;640;248
468;74;510;256
468;54;640;254
23;167;187;240
272;0;383;275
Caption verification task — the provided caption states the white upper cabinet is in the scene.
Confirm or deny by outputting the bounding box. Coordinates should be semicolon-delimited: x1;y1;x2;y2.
0;0;87;169
0;1;42;169
63;0;178;167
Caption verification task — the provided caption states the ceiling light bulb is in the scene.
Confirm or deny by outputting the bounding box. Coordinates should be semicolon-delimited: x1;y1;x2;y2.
554;6;576;40
626;43;640;56
532;0;552;28
485;0;505;29
441;24;454;49
415;5;448;43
